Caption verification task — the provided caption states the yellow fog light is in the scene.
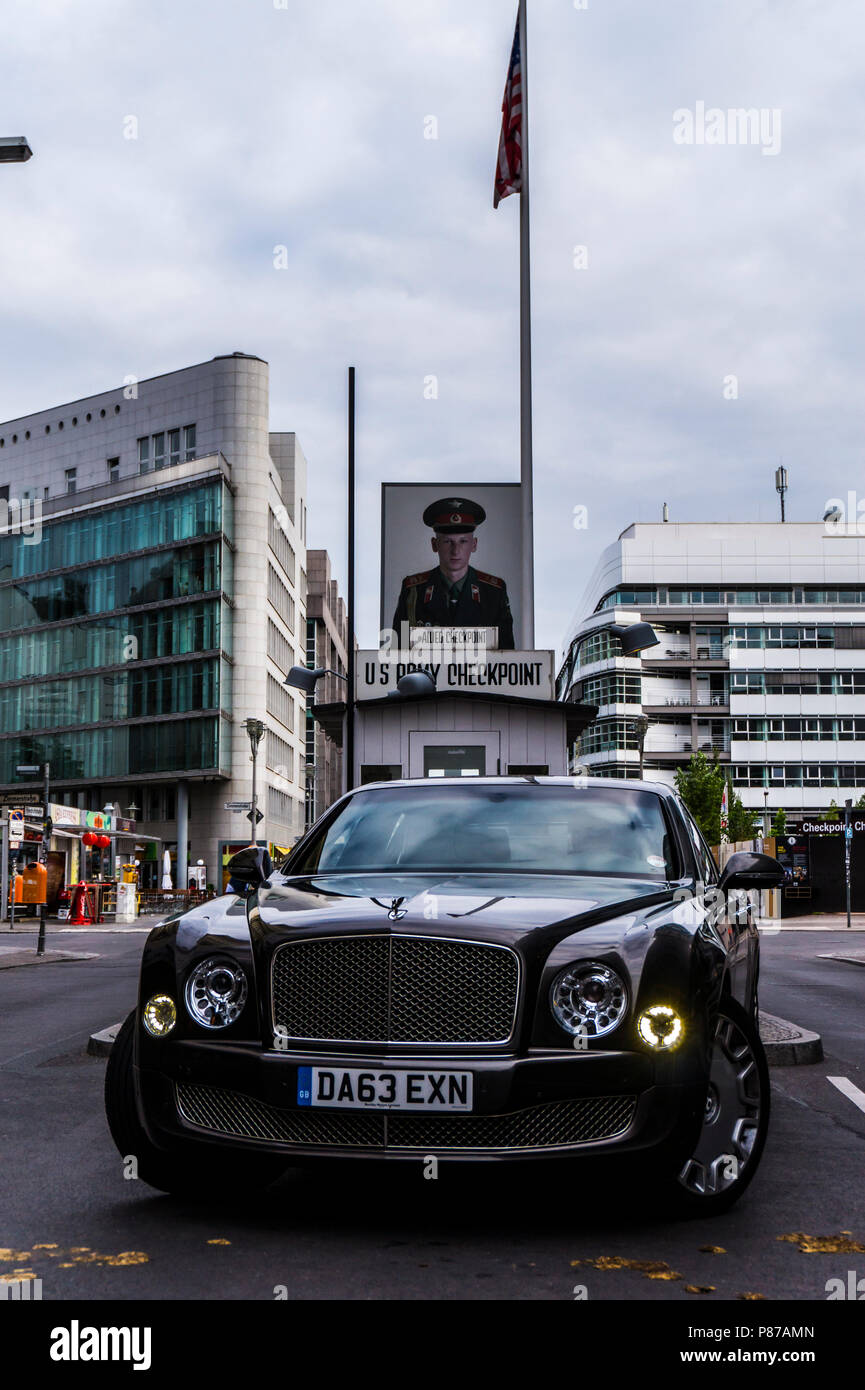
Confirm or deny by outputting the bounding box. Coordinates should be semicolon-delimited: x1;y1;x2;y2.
143;995;176;1037
638;1005;683;1050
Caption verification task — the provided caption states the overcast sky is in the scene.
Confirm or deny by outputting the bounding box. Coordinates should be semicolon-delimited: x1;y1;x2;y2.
2;0;862;653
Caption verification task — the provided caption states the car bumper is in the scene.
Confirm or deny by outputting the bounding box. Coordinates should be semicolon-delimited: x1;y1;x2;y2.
136;1038;707;1165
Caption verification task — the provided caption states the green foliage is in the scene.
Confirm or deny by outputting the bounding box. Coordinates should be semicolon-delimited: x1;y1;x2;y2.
728;789;760;842
674;751;761;844
770;807;787;838
826;800;841;822
856;794;865;810
674;751;726;844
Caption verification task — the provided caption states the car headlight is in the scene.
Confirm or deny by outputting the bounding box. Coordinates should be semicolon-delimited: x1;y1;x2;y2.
143;994;176;1037
637;1005;684;1050
550;962;628;1039
185;957;248;1029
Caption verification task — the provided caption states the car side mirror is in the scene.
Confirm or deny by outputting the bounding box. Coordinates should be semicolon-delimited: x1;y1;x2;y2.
718;851;785;893
226;847;272;890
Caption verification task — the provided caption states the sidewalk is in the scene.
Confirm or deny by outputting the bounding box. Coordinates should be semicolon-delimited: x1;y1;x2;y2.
766;913;865;931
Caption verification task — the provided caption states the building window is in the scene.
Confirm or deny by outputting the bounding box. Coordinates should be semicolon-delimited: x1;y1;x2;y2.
65;468;77;495
107;457;120;483
169;428;181;467
138;437;151;474
184;424;196;460
153;432;166;470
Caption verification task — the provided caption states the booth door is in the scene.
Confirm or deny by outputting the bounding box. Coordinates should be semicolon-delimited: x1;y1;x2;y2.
408;731;501;780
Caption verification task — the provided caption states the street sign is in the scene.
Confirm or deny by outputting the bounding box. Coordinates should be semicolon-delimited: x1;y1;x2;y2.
9;810;24;845
225;802;252;812
246;810;264;825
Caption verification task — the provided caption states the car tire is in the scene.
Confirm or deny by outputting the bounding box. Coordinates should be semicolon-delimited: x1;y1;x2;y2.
105;1011;285;1199
665;997;770;1217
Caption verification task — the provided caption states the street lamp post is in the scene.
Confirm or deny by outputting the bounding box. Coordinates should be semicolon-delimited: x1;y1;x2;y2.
243;719;266;849
627;716;650;779
844;798;853;932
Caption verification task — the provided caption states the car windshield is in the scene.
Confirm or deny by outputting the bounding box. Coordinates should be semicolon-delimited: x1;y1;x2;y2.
288;784;677;878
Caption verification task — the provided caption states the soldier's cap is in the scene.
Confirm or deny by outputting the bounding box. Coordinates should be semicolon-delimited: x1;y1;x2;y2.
422;497;486;534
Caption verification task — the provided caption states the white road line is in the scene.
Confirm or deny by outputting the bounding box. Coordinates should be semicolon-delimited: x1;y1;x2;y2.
827;1076;865;1114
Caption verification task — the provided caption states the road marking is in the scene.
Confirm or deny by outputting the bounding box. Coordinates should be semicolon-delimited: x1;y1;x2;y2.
827;1076;865;1115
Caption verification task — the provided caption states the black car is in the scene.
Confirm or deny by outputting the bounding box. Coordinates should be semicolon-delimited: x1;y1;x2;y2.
106;777;784;1213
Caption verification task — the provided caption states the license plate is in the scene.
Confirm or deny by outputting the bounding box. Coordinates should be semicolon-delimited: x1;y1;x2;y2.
297;1066;473;1112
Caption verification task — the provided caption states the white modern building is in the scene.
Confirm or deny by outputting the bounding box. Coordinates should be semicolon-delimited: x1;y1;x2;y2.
557;521;865;814
0;353;310;889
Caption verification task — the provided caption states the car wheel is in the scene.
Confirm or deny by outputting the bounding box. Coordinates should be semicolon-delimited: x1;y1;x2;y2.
668;997;770;1217
105;1010;285;1199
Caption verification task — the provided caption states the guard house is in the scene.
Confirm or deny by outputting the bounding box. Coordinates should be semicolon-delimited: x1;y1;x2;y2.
312;638;598;785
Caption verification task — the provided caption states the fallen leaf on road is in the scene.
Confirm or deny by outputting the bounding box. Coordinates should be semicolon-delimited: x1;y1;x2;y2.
737;1292;766;1300
698;1245;726;1255
684;1285;715;1294
207;1238;231;1246
572;1256;682;1282
777;1232;865;1254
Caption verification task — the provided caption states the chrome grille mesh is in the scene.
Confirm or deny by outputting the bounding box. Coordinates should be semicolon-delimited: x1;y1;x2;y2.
175;1083;637;1152
176;1082;384;1148
271;935;520;1044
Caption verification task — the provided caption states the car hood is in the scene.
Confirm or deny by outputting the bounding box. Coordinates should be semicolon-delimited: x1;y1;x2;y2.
252;871;676;951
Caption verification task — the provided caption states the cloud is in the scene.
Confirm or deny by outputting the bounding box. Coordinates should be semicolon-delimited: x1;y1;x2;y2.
0;0;862;656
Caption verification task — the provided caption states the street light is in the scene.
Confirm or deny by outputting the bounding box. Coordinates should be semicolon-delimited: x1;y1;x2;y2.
608;622;660;656
243;719;266;848
626;716;650;779
0;137;33;163
285;666;347;697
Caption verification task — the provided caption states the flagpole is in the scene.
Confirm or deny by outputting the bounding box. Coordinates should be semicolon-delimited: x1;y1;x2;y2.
518;0;535;649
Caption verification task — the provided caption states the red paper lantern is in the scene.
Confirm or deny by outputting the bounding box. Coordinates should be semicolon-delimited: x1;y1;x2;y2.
97;835;111;850
82;831;98;847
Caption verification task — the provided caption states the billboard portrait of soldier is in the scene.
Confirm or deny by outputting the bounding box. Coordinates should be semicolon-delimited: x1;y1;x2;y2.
384;486;521;651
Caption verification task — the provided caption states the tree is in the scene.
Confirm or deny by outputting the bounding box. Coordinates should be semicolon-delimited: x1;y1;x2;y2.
826;800;841;822
728;788;760;842
674;751;726;844
856;794;865;810
771;807;787;838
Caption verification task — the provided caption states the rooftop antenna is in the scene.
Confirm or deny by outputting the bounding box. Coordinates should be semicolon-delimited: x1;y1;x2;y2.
662;502;669;522
775;465;788;522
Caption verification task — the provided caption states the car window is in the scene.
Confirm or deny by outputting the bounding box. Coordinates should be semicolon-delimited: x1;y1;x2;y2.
288;785;678;879
677;801;719;883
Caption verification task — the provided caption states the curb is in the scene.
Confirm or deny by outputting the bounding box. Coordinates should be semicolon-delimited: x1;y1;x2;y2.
0;948;98;970
87;1022;122;1057
759;1010;823;1066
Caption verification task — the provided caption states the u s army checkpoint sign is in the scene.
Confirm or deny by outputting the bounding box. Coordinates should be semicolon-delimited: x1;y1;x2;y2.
356;650;554;701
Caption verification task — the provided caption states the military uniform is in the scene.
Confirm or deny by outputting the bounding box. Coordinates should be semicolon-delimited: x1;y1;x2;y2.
392;564;515;650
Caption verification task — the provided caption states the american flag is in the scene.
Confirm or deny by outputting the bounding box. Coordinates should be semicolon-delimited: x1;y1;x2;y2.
494;15;522;208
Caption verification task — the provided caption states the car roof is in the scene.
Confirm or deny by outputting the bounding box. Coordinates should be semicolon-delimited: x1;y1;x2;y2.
349;775;678;799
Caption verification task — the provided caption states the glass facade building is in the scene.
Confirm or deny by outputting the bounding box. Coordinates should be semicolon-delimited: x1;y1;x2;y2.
0;476;234;786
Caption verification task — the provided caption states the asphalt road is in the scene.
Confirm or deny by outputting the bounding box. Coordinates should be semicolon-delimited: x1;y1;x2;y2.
1;926;864;1303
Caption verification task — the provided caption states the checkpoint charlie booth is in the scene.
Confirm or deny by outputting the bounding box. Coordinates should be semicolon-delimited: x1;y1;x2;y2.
308;487;598;786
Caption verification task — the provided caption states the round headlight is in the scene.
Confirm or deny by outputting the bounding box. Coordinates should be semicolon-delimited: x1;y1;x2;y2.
637;1005;684;1051
185;957;248;1030
143;994;176;1037
550;962;628;1039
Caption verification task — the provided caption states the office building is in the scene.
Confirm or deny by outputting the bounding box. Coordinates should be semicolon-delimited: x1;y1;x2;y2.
304;549;348;826
0;353;310;888
557;521;865;814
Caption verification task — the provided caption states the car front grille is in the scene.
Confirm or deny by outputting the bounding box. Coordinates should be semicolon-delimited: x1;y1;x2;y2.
175;1083;637;1152
270;934;520;1045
